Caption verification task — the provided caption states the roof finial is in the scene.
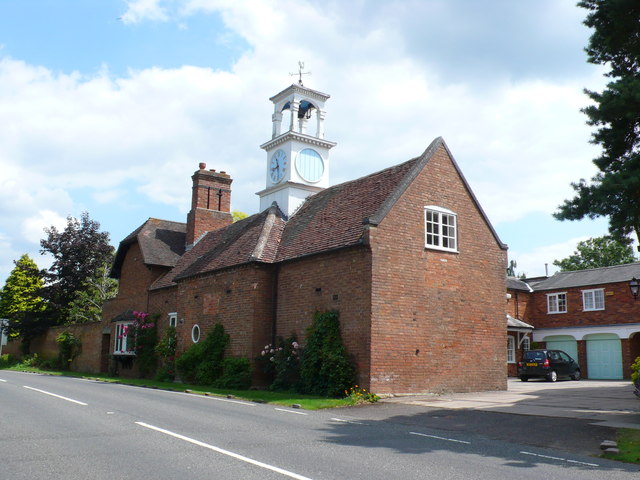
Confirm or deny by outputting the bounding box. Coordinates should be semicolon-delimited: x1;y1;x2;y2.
290;61;311;86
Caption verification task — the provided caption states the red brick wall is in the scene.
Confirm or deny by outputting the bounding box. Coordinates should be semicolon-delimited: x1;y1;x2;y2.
175;264;273;365
368;144;508;394
508;289;531;321
526;282;640;328
103;241;170;320
276;247;373;386
28;323;105;373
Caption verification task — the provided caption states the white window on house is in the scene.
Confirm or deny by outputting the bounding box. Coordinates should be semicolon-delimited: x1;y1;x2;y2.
168;312;177;327
547;292;567;314
424;206;458;252
521;336;531;352
582;288;605;311
114;322;135;354
507;336;515;363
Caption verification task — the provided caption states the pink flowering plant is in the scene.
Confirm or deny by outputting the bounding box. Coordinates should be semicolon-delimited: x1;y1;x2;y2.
129;311;158;377
257;335;301;391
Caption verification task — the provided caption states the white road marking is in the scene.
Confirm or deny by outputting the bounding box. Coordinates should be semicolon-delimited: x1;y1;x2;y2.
148;387;257;406
207;396;257;407
0;378;7;382
330;418;364;425
135;422;314;480
275;408;308;416
409;431;471;444
520;451;599;467
23;386;88;405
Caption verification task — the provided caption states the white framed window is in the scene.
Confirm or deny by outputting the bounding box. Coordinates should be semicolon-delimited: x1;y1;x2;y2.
168;312;177;327
424;206;457;252
582;288;604;311
191;324;201;343
507;336;515;363
547;292;567;314
521;336;531;352
114;322;135;355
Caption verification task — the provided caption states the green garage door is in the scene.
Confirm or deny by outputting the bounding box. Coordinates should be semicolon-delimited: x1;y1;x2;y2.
544;335;578;362
586;334;623;380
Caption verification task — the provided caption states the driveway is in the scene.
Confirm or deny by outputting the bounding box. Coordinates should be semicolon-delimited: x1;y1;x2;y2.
383;379;640;429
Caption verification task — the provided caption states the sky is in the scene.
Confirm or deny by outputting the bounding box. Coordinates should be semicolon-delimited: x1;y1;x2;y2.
0;0;615;286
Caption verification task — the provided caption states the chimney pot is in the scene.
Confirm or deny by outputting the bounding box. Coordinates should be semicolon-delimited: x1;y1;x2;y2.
199;162;206;170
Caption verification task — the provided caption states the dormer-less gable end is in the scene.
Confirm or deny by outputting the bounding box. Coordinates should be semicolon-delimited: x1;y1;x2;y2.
365;137;507;251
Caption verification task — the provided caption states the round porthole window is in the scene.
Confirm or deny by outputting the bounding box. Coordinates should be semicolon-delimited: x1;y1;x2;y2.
191;324;201;343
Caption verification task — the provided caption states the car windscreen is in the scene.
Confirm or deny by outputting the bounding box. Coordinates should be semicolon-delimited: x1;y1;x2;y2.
523;351;546;362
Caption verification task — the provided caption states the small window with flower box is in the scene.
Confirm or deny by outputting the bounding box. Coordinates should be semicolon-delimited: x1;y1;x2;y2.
114;322;135;355
424;206;458;252
582;288;604;311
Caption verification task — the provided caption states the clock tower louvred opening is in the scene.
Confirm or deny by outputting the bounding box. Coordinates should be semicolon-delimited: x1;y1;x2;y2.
257;69;336;218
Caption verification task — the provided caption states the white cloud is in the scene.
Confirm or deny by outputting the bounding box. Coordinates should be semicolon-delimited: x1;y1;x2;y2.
0;1;610;285
510;236;593;279
121;0;171;24
21;210;67;245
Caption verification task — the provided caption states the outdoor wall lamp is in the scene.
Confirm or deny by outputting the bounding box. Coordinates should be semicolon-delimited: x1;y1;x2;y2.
629;277;640;300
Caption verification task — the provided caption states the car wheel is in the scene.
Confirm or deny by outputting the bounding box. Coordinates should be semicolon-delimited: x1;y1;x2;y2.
571;370;581;381
519;376;528;382
546;370;558;382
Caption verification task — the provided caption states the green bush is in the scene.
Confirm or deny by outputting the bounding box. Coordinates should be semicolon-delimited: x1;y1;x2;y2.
631;355;640;384
56;331;81;370
214;357;252;389
257;336;301;391
130;312;158;378
0;353;18;369
176;324;229;385
299;311;355;397
154;326;177;382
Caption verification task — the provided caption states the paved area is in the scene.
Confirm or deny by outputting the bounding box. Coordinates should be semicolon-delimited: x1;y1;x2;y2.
382;379;640;429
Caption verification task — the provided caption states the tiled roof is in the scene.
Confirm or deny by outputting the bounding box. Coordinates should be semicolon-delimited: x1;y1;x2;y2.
111;218;186;278
275;156;419;261
147;136;507;286
276;137;506;261
150;205;286;289
532;262;640;290
507;276;533;292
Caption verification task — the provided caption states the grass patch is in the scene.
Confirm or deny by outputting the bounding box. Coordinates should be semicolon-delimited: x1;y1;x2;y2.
4;366;356;410
603;429;640;464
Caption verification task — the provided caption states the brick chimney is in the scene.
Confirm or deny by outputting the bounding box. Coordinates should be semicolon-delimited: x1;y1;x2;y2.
185;163;233;248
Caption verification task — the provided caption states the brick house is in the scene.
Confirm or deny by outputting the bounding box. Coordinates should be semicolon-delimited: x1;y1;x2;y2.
507;264;640;379
96;82;508;394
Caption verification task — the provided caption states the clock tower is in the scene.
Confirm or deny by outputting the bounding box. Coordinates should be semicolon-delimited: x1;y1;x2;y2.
257;81;336;217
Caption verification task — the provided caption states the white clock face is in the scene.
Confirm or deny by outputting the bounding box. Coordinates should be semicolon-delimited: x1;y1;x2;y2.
270;150;287;183
296;148;324;183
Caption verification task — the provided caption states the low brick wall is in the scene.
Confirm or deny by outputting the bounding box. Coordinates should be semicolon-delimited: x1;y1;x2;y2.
27;323;106;373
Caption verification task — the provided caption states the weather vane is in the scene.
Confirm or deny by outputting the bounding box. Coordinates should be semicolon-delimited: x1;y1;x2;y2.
290;61;311;86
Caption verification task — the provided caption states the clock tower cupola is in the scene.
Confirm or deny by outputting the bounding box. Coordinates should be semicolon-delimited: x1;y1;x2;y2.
257;68;336;217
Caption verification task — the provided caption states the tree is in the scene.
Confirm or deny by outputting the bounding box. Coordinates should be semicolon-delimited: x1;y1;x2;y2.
232;210;248;222
0;255;49;349
40;212;114;322
554;1;640;244
553;235;636;272
66;262;118;324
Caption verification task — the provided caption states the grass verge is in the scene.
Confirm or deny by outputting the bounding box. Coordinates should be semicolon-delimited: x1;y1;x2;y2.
5;366;357;410
603;429;640;464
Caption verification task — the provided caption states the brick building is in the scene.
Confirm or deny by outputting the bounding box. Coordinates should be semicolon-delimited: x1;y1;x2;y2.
96;82;509;394
507;264;640;379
